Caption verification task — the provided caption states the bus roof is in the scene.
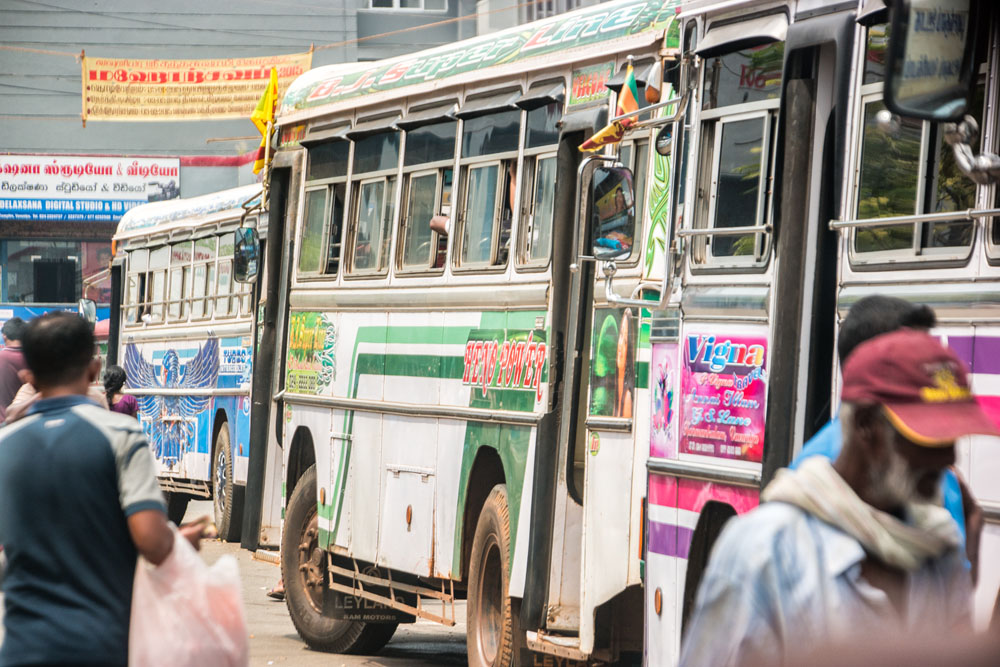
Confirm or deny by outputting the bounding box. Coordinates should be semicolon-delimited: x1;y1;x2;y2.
281;0;681;121
114;183;262;241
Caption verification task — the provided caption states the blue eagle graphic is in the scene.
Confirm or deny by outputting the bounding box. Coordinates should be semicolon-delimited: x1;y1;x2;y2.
124;338;220;465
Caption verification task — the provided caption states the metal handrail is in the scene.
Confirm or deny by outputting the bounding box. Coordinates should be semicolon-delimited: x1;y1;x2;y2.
675;224;772;237
829;207;1000;230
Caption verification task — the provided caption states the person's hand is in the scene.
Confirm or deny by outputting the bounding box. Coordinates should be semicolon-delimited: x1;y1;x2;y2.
178;515;217;551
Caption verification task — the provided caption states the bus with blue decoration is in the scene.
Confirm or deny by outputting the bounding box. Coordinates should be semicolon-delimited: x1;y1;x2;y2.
109;183;264;542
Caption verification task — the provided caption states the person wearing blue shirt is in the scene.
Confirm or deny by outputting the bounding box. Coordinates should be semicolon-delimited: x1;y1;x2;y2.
791;296;980;576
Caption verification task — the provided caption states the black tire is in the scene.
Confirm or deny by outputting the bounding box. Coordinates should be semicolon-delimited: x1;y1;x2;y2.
163;491;189;525
467;484;519;667
212;424;241;542
282;464;398;654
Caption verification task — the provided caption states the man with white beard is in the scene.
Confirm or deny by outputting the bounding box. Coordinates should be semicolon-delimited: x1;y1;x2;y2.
679;328;1000;667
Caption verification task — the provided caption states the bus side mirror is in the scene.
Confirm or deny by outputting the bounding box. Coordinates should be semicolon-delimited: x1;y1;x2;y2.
588;166;636;262
884;0;977;122
77;298;97;325
233;227;260;283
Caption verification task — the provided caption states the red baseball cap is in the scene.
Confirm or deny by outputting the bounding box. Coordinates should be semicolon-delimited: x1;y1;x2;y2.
841;328;1000;446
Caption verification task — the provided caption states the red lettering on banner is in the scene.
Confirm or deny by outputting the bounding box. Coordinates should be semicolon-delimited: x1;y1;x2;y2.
522;25;554;52
463;342;474;383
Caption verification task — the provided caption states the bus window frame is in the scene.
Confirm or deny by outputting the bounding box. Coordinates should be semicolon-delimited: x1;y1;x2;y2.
613;137;651;270
297;138;351;282
515;149;558;271
692;106;775;269
167;240;192;323
296;184;334;280
847;83;977;269
454;156;516;272
190;235;218;322
346;172;398;277
397;165;449;275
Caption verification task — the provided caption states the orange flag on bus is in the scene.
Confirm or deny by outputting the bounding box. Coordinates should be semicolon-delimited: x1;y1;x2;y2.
251;67;278;175
579;62;639;152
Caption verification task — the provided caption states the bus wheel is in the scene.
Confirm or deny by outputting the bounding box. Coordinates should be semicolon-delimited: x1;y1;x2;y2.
467;484;518;667
213;425;240;542
283;464;384;653
163;491;189;525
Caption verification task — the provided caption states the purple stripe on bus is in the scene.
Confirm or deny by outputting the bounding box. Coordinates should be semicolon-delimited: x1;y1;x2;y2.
973;337;1000;375
945;336;974;369
648;521;694;559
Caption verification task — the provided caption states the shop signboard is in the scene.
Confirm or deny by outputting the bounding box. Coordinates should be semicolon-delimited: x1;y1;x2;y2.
0;155;181;222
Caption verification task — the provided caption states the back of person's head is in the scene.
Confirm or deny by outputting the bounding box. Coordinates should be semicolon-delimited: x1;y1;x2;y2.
2;317;26;343
838;296;936;365
22;312;95;388
103;365;127;404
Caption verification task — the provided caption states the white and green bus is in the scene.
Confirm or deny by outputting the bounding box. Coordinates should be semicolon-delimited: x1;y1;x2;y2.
240;0;682;663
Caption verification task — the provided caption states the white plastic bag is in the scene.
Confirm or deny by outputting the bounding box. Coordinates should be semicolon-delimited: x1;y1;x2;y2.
129;531;249;667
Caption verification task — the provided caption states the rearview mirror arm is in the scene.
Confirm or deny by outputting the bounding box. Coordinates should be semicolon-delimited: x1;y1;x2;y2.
945;116;1000;185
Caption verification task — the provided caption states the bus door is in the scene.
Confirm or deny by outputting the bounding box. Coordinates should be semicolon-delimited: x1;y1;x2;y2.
638;6;855;664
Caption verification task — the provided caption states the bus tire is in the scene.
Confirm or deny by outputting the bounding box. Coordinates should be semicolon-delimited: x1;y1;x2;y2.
163;491;189;525
283;464;371;653
213;424;241;542
467;484;518;667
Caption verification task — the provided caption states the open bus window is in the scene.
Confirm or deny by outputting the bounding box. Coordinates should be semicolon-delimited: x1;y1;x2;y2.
191;236;216;319
348;131;399;275
694;43;782;266
326;184;346;274
299;188;327;274
168;241;192;321
852;24;982;260
217;259;233;317
399;120;456;272
457;110;520;269
147;246;169;323
617;139;649;261
125;248;148;324
518;155;557;266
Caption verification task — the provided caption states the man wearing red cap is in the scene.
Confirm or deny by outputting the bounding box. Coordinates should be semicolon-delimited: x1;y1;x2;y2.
679;329;999;667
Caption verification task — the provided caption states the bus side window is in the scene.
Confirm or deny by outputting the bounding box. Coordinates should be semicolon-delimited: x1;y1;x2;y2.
147;246;169;323
217;234;235;317
168;241;192;321
300;140;350;278
518;95;562;267
125;248;148;325
191;236;217;319
456;108;520;269
399;119;456;272
347;130;400;276
694;42;783;265
852;24;983;260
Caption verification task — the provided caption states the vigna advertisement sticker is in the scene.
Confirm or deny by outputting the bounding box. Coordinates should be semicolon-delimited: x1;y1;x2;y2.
679;330;768;463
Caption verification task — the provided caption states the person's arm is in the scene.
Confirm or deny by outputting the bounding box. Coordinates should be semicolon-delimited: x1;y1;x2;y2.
128;509;174;565
953;469;983;585
4;382;37;423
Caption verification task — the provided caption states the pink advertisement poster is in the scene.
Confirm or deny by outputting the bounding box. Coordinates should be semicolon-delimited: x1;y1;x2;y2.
650;342;678;459
679;330;767;463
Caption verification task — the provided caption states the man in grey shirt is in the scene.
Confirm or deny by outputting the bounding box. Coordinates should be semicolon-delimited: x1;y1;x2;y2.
0;312;202;667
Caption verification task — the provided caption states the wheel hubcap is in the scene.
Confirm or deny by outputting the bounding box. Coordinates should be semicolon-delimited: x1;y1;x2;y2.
298;510;326;612
214;449;227;516
477;536;503;664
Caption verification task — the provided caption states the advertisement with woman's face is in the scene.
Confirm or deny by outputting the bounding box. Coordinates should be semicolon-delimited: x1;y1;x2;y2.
589;307;636;418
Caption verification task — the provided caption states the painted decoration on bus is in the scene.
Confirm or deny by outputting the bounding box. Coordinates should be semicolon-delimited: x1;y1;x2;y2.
286;311;336;395
650;342;678;459
283;0;681;112
462;328;547;404
569;62;614;107
679;331;767;462
589;307;637;418
124;338;220;465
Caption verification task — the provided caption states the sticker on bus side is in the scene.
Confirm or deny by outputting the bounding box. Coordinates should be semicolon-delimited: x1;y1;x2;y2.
462;329;548;403
679;330;767;463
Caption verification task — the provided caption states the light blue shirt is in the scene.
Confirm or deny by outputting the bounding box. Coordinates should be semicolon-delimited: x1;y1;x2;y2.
792;418;967;545
678;503;972;667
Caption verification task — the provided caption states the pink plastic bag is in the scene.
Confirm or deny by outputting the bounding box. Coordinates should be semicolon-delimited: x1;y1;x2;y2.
129;531;249;667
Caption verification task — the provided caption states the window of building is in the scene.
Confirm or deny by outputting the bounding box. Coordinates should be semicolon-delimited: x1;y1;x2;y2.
852;24;983;262
399;120;457;272
347;130;400;276
457;109;521;269
1;240;111;305
693;42;783;266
